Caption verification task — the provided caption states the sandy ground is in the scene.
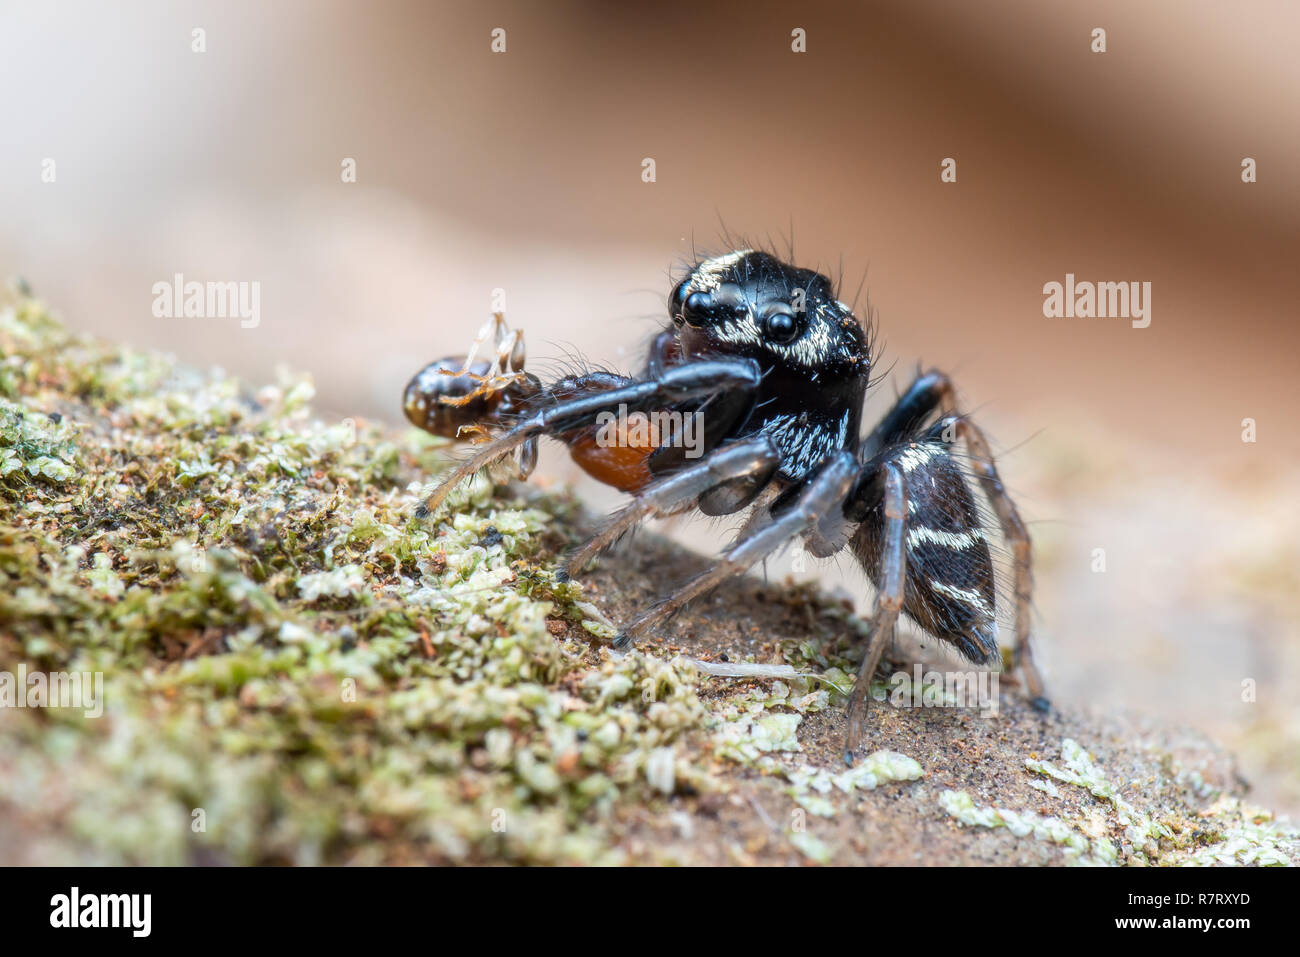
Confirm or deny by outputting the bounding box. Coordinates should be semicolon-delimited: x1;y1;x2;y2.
566;525;1271;865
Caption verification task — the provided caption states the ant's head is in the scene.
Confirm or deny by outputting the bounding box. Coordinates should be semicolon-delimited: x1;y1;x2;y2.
668;250;871;381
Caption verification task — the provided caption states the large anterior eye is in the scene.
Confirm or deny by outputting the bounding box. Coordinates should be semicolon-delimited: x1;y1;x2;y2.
669;280;690;314
763;307;800;345
680;291;711;327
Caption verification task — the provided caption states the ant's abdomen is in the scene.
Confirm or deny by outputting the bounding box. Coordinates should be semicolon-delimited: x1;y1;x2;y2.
403;358;503;439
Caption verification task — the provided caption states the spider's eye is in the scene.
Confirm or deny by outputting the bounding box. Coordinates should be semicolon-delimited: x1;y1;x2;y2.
680;291;711;327
763;308;800;345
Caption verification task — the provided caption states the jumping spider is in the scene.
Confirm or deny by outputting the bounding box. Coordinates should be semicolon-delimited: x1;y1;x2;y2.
404;249;1048;756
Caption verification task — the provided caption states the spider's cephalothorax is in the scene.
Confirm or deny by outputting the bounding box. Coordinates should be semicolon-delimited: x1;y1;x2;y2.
668;250;870;482
405;250;1048;758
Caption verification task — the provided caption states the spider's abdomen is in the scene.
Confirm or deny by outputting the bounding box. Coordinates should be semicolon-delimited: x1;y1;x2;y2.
566;415;661;493
851;441;1000;664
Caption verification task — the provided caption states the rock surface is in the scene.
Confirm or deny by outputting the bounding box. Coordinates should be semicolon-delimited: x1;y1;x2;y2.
0;291;1294;866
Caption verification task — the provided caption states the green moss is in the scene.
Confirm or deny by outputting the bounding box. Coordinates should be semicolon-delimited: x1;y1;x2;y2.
0;397;79;487
1179;796;1296;866
786;750;924;817
941;739;1298;866
1026;737;1174;862
0;291;718;864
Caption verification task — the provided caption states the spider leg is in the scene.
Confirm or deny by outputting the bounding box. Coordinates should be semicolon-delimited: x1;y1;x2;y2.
862;369;952;457
414;358;762;517
942;414;1048;709
565;435;781;574
845;459;907;759
614;450;859;649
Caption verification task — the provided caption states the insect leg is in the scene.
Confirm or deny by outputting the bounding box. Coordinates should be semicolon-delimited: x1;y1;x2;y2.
461;312;517;374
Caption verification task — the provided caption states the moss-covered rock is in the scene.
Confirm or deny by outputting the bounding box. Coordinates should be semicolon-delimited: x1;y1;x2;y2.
0;286;1294;866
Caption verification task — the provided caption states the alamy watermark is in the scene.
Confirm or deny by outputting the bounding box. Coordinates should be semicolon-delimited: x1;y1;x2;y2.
152;273;260;328
888;664;998;715
0;665;103;718
594;404;704;459
50;887;150;937
1042;273;1151;328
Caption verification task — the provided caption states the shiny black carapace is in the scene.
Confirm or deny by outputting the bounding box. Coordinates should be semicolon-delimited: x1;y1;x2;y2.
404;250;1048;756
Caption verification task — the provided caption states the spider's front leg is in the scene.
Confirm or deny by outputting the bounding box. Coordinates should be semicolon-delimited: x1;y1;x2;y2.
563;435;782;575
412;358;764;518
615;451;860;648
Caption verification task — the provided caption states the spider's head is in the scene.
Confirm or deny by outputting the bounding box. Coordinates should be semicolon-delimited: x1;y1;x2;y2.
669;249;870;379
668;250;872;474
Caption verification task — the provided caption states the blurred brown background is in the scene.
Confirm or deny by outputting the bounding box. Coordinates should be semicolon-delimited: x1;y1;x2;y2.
2;1;1297;811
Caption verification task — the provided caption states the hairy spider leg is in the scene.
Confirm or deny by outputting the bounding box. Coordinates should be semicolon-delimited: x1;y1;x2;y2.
946;415;1047;707
564;435;781;574
845;459;907;758
614;451;859;649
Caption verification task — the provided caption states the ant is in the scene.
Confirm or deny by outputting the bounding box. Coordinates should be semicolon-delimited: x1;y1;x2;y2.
404;249;1048;758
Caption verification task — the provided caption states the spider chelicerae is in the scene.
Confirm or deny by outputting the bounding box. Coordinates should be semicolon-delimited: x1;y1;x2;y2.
404;249;1048;756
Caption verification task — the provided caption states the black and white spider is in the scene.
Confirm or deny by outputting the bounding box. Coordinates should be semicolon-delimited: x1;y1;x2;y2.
404;249;1048;756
